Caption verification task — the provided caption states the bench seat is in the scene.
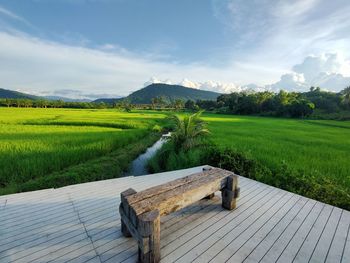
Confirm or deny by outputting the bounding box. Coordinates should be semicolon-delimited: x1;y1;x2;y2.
119;167;240;263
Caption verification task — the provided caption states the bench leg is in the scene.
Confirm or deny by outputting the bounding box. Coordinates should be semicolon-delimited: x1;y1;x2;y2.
138;210;161;263
221;175;240;210
121;218;132;237
120;188;137;237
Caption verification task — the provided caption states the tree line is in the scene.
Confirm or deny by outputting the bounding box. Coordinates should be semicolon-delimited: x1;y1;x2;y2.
0;98;109;109
2;86;350;118
0;96;186;111
184;86;350;118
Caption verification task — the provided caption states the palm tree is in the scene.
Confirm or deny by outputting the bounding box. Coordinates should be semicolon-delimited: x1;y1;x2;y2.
340;86;350;109
170;110;210;150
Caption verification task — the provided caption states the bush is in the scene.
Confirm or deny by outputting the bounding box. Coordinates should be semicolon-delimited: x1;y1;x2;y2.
148;143;350;210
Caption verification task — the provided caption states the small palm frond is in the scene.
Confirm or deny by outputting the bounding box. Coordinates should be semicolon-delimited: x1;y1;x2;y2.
169;110;210;151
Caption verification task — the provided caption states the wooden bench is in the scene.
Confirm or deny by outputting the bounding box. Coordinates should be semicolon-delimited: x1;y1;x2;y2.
119;167;240;263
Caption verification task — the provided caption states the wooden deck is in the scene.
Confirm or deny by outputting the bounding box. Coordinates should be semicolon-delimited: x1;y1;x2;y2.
0;165;349;263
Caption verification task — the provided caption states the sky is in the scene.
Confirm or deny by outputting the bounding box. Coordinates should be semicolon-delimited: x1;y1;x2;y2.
0;0;350;99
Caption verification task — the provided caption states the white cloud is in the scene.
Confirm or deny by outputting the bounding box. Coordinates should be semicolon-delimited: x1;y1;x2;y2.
144;77;172;87
179;79;200;89
267;73;308;92
0;0;350;99
146;53;350;94
273;0;319;18
144;77;244;94
0;30;284;98
269;53;350;92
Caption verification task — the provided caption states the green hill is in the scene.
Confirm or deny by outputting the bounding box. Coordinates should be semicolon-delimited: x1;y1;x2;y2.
94;83;221;104
0;88;40;100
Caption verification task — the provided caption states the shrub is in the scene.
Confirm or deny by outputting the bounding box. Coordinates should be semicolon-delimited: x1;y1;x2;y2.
148;143;350;210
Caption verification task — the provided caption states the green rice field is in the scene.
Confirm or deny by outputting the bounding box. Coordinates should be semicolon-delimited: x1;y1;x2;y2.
202;113;350;191
0;108;165;193
1;108;349;206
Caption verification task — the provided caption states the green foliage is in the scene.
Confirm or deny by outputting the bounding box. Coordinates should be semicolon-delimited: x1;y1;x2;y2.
149;113;350;210
288;99;315;118
169;111;210;150
0;133;159;195
340;86;350;109
205;147;350;210
148;143;350;210
0;108;166;193
152;124;162;132
215;90;315;117
147;141;207;173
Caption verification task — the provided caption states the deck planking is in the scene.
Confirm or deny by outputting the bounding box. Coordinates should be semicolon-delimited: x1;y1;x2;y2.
0;165;349;263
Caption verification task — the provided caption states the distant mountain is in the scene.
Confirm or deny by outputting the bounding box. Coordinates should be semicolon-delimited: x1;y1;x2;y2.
93;98;122;104
0;88;40;100
94;83;221;104
0;88;93;102
43;96;92;102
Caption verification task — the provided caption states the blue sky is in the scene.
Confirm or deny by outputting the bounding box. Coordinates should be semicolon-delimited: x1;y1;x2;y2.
0;0;349;99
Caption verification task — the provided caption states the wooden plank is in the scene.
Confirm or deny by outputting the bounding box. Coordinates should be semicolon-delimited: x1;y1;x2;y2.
291;204;333;263
85;191;226;263
99;239;136;262
244;197;309;263
104;245;137;263
326;210;350;263
97;202;218;263
0;165;195;219
1;232;89;263
130;171;232;217
49;242;99;263
126;168;230;204
0;173;181;242
225;195;301;263
343;218;350;263
160;179;248;224
221;174;240;210
95;180;260;262
185;191;292;263
96;180;255;263
138;210;161;263
119;204;142;242
77;255;101;263
121;168;237;262
258;200;317;263
2;165;349;263
1;198;117;258
161;185;276;261
160;181;265;252
207;193;297;263
0;199;109;246
275;202;324;263
309;207;343;263
0;173;152;220
161;184;253;239
0;166;212;262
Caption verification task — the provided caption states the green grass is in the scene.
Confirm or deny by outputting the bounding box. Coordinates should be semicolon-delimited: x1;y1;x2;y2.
0;108;166;193
148;112;350;209
203;114;350;191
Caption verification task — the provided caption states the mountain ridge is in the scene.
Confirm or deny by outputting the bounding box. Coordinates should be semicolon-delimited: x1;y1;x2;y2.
0;88;41;100
94;83;221;104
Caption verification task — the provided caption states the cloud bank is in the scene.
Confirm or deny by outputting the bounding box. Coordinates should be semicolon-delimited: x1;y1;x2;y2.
146;53;350;94
0;29;349;99
0;2;350;99
268;53;350;92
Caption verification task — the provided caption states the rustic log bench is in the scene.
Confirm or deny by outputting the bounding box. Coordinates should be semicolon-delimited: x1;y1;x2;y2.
119;167;240;263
